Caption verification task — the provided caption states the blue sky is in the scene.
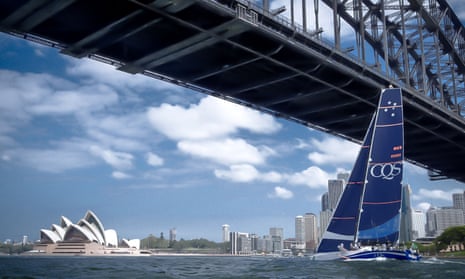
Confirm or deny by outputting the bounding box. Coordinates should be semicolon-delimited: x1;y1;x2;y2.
1;1;465;243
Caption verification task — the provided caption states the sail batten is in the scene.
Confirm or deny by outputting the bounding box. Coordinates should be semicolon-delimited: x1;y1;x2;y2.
363;200;401;205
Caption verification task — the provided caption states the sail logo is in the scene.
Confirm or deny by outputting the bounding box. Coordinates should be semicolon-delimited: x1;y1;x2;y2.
369;163;401;180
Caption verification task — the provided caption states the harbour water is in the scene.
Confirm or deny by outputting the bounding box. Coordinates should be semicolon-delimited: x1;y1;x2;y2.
1;255;465;278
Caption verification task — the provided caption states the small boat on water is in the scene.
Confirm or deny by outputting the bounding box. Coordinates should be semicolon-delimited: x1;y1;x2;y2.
314;87;421;261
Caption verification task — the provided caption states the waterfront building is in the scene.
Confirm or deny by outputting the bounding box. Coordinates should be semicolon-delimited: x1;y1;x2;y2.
22;235;28;246
411;210;426;240
426;207;465;237
453;192;465;218
229;232;251;255
269;227;283;253
257;235;273;253
250;234;259;252
321;192;329;211
35;210;145;255
399;184;413;243
318;175;346;243
328;179;344;210
319;209;332;239
169;228;176;243
222;224;230;242
295;216;305;249
303;213;318;251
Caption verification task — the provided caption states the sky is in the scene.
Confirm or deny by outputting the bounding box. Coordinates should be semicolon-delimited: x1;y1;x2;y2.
1;0;465;243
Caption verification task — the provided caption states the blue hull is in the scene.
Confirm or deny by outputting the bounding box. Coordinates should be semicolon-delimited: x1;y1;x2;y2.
342;249;421;261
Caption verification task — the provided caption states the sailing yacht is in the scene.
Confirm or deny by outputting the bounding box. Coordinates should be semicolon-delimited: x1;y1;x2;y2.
314;88;421;261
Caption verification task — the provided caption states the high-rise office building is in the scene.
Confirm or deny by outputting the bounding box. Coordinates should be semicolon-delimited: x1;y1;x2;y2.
319;175;346;245
303;213;318;251
453;192;465;212
295;215;305;248
222;224;230;242
229;232;250;255
269;227;283;253
321;192;329;211
399;184;413;243
169;228;177;242
22;235;28;246
426;207;465;237
328;179;344;210
319;209;332;238
411;210;426;240
250;233;259;252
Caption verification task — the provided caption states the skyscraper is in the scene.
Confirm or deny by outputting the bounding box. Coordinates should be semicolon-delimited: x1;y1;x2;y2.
222;224;230;242
229;232;250;255
303;213;318;251
321;192;329;211
426;207;465;237
269;227;284;253
319;175;345;243
169;228;177;243
453;192;465;213
295;215;305;249
328;179;344;210
411;210;426;240
319;210;332;239
399;184;413;243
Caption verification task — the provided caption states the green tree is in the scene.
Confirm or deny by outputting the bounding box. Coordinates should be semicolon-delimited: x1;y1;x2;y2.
434;225;465;252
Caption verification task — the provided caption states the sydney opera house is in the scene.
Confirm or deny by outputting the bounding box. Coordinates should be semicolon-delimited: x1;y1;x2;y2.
34;210;149;255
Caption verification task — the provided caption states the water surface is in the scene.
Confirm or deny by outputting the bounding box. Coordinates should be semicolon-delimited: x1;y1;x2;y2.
1;255;464;278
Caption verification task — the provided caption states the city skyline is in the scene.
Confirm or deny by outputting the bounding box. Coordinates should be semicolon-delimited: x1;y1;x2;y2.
1;1;465;243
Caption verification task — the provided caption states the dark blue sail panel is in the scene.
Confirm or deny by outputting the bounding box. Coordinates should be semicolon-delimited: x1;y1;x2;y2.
358;88;404;245
317;116;375;253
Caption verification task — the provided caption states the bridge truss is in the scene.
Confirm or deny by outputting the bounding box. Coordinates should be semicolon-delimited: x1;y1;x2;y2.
324;0;465;119
0;0;464;182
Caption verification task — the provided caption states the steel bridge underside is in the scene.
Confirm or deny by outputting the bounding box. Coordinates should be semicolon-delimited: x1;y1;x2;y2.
1;0;464;183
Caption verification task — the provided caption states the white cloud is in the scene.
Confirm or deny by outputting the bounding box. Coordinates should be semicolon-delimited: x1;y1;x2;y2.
66;58;179;93
0;69;118;117
147;152;164;167
1;154;11;161
295;138;310;149
28;85;118;115
146;96;281;167
112;171;132;179
261;171;283;183
12;142;97;173
287;166;331;188
415;202;431;212
214;164;334;188
214;164;283;183
89;145;133;170
214;164;260;182
80;111;157;153
178;138;270;165
308;137;359;165
268;186;294;200
147;96;281;141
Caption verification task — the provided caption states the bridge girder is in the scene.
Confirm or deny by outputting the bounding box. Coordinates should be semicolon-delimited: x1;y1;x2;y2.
0;0;464;183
